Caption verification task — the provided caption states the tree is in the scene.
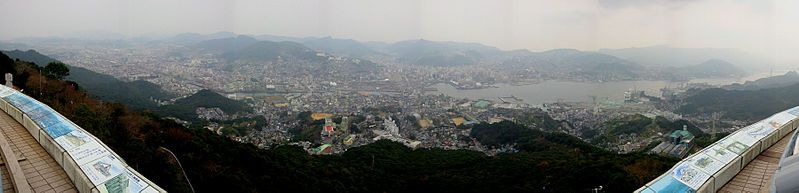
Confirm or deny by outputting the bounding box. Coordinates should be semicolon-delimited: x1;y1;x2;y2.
0;52;15;82
43;61;69;80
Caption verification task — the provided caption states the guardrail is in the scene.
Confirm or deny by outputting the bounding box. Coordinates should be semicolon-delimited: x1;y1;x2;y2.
0;85;165;193
636;106;799;193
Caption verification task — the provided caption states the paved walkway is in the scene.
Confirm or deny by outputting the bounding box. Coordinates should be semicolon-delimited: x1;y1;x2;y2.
0;110;77;193
718;134;791;193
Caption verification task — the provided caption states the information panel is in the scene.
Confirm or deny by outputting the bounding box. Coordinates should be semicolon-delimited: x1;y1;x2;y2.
648;174;694;192
27;106;77;138
715;133;756;155
672;162;711;190
97;169;150;193
685;153;725;176
4;92;39;113
766;112;797;129
80;154;126;185
703;144;738;163
741;122;776;141
55;130;112;165
2;90;79;139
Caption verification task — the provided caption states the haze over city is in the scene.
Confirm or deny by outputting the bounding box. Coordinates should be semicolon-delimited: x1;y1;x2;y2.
2;0;799;63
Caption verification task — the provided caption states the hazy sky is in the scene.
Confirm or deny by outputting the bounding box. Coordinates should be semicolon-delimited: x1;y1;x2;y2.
1;0;798;62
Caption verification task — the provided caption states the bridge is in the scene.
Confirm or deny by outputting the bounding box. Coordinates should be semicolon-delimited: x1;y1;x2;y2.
637;106;799;193
0;85;163;192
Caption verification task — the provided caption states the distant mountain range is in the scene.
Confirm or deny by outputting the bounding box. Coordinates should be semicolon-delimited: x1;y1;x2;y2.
723;71;799;90
178;33;504;62
167;31;238;45
499;48;647;80
11;32;769;67
300;37;382;57
1;49;56;66
189;33;652;71
193;35;259;52
9;32;768;80
672;59;746;78
530;48;641;70
192;36;381;75
193;35;326;63
0;41;30;51
380;39;502;66
191;35;660;79
599;45;766;70
220;40;319;62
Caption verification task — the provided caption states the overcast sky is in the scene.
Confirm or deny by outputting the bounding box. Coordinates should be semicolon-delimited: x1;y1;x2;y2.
1;0;798;62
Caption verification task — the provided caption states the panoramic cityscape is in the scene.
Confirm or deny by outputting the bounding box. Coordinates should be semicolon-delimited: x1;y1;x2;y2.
1;0;799;192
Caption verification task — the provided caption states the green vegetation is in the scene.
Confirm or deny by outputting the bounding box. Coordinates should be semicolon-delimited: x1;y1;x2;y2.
678;83;799;120
219;116;267;136
471;121;537;147
723;71;799;90
604;114;654;136
469;121;677;192
693;132;730;149
191;115;268;136
0;51;676;192
0;52;14;82
288;111;323;142
67;66;173;109
511;110;563;131
593;114;705;146
43;61;69;80
177;89;247;112
157;89;249;121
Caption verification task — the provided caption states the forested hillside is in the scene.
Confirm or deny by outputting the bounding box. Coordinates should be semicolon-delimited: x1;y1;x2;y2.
679;83;799;120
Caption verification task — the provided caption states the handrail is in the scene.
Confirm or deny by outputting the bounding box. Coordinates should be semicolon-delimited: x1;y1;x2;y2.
0;85;165;193
636;106;799;193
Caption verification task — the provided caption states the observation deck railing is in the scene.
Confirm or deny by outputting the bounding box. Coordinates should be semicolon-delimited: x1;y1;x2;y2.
0;85;164;193
636;106;799;193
